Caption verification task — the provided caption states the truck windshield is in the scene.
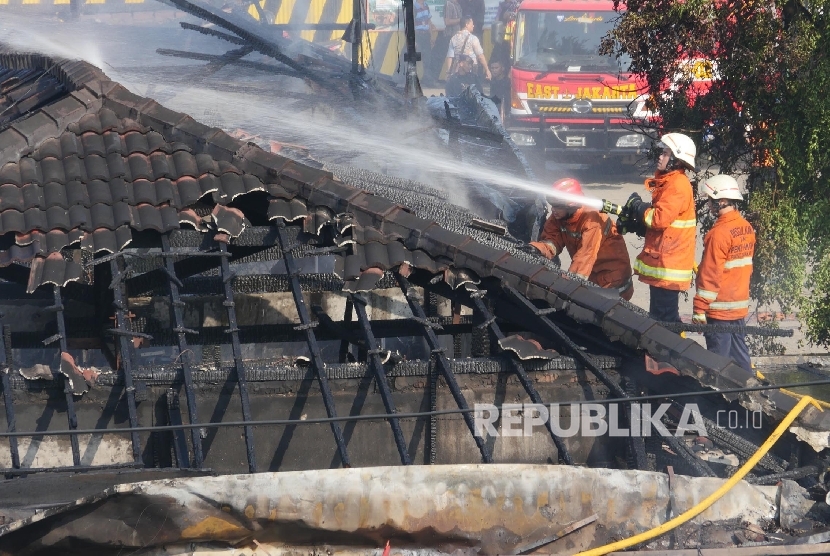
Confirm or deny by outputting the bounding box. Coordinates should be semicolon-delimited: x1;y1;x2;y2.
513;10;630;72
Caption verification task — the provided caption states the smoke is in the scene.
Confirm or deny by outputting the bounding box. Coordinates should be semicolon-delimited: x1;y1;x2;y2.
1;11;605;213
0;13;105;69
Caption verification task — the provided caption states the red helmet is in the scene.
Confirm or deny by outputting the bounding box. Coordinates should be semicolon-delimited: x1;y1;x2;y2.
551;178;583;196
550;178;583;207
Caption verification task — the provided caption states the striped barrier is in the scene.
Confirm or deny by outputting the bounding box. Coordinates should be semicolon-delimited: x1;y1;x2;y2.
1;0;496;79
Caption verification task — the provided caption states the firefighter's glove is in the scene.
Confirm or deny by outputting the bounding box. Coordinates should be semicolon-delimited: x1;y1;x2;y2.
518;242;542;256
692;313;707;324
616;212;633;235
624;192;651;224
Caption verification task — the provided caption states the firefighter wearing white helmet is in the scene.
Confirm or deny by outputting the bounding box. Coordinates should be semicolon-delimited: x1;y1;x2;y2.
659;132;697;171
693;174;755;372
618;132;698;332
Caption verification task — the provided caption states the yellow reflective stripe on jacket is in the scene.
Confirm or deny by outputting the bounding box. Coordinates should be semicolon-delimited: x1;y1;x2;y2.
633;259;694;282
644;208;654;228
696;288;718;301
724;257;753;269
709;299;750;310
670;218;697;229
642;210;695;230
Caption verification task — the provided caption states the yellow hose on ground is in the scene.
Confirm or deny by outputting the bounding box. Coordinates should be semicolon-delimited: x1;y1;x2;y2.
755;370;830;409
574;395;823;556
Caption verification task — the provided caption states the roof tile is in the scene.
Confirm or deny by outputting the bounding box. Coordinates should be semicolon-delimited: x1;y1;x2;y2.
109;177;129;202
39;95;89;132
137;100;187;133
172;150;199;177
267;198;307;223
59;133;81;158
80;131;106;156
40;156;66;184
84;153;110;181
212;204;245;237
0;184;24;211
87;179;113;205
103;130;122;154
202;129;241;162
43;181;69;208
66;180;90;206
19;157;41;184
127;153;152;180
0;242;43;267
12;111;60;148
73;113;103;134
62;154;84;181
21;182;44;209
26;252;83;293
169;115;212;150
124;130;150;155
105;151;127;178
149;151;172;179
0;128;29;168
32;137;62;161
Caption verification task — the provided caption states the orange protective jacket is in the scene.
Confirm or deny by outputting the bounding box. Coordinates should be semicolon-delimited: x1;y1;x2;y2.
693;210;755;320
530;207;633;298
633;169;697;291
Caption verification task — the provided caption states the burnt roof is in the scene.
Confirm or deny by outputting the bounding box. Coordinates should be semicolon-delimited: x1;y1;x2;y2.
0;48;825;436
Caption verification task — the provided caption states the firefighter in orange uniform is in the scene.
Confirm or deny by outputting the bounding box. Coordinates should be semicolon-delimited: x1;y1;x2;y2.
618;133;698;322
524;178;634;300
692;175;755;371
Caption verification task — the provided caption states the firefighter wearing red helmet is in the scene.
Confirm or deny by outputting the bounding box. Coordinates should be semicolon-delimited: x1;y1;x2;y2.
524;178;634;300
692;174;755;372
618;133;698;323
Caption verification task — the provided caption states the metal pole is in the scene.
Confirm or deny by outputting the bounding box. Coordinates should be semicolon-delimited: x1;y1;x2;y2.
402;0;423;100
352;0;363;75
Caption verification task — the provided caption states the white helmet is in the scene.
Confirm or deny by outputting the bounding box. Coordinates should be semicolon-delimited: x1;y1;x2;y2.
660;132;697;170
703;174;743;200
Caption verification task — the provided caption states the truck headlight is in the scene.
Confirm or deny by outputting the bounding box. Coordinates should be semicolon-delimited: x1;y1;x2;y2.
616;134;645;148
510;133;536;146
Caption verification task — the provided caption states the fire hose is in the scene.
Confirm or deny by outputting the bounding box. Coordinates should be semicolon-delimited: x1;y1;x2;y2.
658;321;794;337
574;395;824;556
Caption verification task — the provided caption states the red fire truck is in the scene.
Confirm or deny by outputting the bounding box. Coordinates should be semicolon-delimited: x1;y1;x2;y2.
496;0;653;166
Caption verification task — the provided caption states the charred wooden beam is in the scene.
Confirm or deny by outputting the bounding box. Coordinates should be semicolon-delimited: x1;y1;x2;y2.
500;283;717;477
467;286;573;465
351;293;411;465
217;240;258;473
396;272;492;463
52;286;81;467
162;0;339;90
156;49;305;79
162;234;203;469
276;222;350;467
109;257;143;463
0;326;19;470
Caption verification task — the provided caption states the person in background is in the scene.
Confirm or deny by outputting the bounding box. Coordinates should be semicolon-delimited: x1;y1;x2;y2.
618;133;698;322
444;16;491;82
429;0;462;84
414;0;436;85
445;54;482;96
488;58;510;118
459;0;486;42
523;178;634;300
693;174;756;372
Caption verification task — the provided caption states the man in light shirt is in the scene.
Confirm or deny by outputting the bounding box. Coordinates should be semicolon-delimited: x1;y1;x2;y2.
444;16;491;81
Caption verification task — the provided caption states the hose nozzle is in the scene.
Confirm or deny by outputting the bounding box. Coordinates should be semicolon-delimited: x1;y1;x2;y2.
601;199;623;215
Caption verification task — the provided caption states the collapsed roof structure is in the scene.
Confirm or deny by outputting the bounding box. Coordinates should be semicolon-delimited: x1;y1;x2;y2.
0;17;829;552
